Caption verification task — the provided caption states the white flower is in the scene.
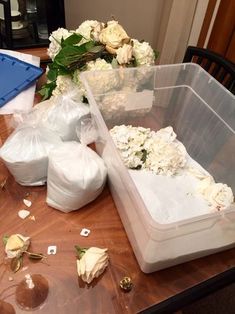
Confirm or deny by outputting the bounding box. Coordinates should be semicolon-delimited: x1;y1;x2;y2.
76;247;109;284
48;28;72;60
110;125;186;175
75;20;104;43
5;234;30;258
110;125;151;169
132;39;155;66
52;75;80;97
145;137;187;175
198;178;234;210
99;20;130;49
85;59;120;94
116;44;133;64
86;58;113;71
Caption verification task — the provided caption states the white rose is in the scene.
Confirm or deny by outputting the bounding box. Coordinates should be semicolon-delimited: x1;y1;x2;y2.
200;182;234;210
116;44;133;64
76;247;109;284
99;20;130;49
75;20;104;43
48;28;72;60
5;234;30;258
132;39;155;66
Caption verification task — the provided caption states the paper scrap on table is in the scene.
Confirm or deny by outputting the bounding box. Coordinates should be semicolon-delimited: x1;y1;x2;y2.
0;49;40;115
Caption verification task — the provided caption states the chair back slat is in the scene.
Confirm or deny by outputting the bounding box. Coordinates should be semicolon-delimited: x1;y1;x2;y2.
183;46;235;95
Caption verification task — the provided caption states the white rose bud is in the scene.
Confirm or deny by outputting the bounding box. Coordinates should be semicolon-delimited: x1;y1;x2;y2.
116;44;133;64
77;247;109;284
99;21;130;49
5;234;30;258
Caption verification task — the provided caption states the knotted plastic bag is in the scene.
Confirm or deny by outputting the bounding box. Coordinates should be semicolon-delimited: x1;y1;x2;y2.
41;90;90;141
12;89;90;142
0;123;62;186
46;142;107;212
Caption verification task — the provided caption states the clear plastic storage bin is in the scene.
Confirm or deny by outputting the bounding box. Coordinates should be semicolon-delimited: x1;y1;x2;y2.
81;63;235;273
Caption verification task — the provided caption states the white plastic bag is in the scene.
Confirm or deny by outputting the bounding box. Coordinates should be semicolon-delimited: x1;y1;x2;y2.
41;90;90;141
46;142;107;212
12;90;90;142
0;123;62;186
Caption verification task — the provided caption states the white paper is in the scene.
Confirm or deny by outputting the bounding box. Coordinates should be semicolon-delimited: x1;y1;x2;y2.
0;49;40;115
125;90;153;111
129;156;214;224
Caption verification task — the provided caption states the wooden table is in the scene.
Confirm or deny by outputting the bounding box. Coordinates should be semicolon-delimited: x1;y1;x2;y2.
0;112;235;314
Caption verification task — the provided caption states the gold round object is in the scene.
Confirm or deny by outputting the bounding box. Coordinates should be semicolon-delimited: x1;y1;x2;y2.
119;276;133;292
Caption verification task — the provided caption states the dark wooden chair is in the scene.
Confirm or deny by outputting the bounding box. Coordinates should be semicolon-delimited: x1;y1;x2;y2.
183;46;235;95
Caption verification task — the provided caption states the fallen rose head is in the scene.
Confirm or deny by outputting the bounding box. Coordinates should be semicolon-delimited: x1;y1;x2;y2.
5;234;30;258
76;246;109;284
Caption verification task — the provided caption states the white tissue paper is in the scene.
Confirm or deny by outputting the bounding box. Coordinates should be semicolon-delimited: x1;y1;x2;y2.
0;123;62;186
46;142;107;212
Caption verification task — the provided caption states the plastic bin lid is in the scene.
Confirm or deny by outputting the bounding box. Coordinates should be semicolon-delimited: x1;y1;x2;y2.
0;52;44;108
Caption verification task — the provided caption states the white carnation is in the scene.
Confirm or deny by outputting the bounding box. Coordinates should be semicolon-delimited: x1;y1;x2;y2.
48;28;72;60
132;39;155;66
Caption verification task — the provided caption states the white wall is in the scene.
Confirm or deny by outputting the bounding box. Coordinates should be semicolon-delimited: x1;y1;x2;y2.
64;0;209;64
64;0;165;50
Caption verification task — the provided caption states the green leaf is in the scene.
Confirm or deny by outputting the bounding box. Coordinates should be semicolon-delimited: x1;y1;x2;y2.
54;46;85;67
26;252;46;260
111;58;119;68
47;68;58;81
61;33;83;47
11;256;23;273
154;50;159;60
38;81;57;100
75;245;88;259
2;234;9;246
141;149;148;163
88;45;104;54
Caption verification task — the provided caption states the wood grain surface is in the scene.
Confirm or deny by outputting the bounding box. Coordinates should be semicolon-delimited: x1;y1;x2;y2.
0;114;235;314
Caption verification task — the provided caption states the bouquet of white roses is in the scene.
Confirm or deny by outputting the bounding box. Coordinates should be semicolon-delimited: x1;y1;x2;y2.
39;20;158;101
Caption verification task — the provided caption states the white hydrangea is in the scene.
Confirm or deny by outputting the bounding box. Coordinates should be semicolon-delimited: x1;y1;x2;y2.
48;28;72;60
132;39;155;66
85;58;120;94
86;58;113;71
145;137;187;176
110;125;151;169
75;20;104;43
72;69;87;97
52;75;78;97
110;125;187;174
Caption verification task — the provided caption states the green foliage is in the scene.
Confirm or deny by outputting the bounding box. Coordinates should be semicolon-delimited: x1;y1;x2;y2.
75;245;88;259
2;234;9;246
38;81;57;100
